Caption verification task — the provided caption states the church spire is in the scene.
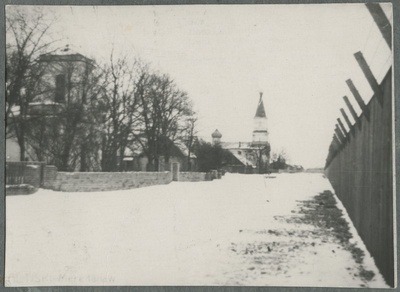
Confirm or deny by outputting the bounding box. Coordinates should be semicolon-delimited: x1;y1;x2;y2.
255;92;266;118
252;92;268;146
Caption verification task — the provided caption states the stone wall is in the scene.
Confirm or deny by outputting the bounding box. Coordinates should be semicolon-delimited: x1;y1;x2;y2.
45;171;173;192
11;163;218;192
178;172;208;182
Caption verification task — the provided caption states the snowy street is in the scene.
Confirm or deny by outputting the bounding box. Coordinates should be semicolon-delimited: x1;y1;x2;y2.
5;173;387;287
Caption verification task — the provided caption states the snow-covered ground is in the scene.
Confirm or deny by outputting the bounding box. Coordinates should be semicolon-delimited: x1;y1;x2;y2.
5;173;388;287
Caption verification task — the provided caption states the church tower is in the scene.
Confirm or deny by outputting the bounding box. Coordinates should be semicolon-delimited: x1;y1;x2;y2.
252;92;269;146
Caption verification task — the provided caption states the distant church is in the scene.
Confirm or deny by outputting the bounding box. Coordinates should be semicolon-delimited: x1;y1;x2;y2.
212;93;271;174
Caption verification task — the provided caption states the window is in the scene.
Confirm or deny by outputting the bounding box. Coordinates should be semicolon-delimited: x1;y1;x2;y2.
55;74;66;102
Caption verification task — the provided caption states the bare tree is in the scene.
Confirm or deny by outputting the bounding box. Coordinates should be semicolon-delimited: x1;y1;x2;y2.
24;52;104;171
6;6;56;161
98;53;141;171
135;71;193;171
270;147;289;170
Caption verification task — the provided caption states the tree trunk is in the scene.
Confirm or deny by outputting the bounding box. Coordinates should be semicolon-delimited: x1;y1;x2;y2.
80;142;87;171
154;157;159;172
187;149;191;172
118;146;125;172
147;161;154;171
17;109;26;161
60;140;73;171
19;134;25;161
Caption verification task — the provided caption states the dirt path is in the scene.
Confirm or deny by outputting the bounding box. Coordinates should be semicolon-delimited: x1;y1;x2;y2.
218;188;383;287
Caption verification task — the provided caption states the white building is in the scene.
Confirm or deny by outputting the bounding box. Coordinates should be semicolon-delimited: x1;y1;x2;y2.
214;93;271;174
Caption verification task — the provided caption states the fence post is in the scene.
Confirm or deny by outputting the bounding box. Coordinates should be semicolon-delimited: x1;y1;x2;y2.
340;108;354;136
337;118;348;139
365;3;392;49
335;125;346;144
343;95;361;129
354;51;383;104
24;165;41;188
346;79;370;119
43;165;58;189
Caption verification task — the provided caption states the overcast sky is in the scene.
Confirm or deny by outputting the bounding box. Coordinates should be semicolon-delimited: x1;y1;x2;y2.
10;4;392;168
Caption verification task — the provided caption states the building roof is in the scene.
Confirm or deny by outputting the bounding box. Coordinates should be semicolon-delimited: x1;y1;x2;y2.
8;101;64;118
255;94;266;118
220;141;253;149
174;141;197;159
38;45;94;64
124;141;196;159
228;149;257;168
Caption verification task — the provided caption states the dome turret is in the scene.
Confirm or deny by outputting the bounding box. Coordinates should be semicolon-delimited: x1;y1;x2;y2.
212;129;222;138
212;129;222;144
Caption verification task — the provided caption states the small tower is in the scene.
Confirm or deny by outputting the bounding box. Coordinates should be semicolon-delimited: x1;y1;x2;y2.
252;92;268;146
212;129;222;145
37;44;95;104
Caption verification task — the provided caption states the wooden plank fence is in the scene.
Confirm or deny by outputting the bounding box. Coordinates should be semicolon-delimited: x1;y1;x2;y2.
5;162;25;185
5;161;46;186
325;51;394;286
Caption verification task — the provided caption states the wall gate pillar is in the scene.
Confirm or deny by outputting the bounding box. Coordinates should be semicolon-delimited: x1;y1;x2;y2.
171;162;180;181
